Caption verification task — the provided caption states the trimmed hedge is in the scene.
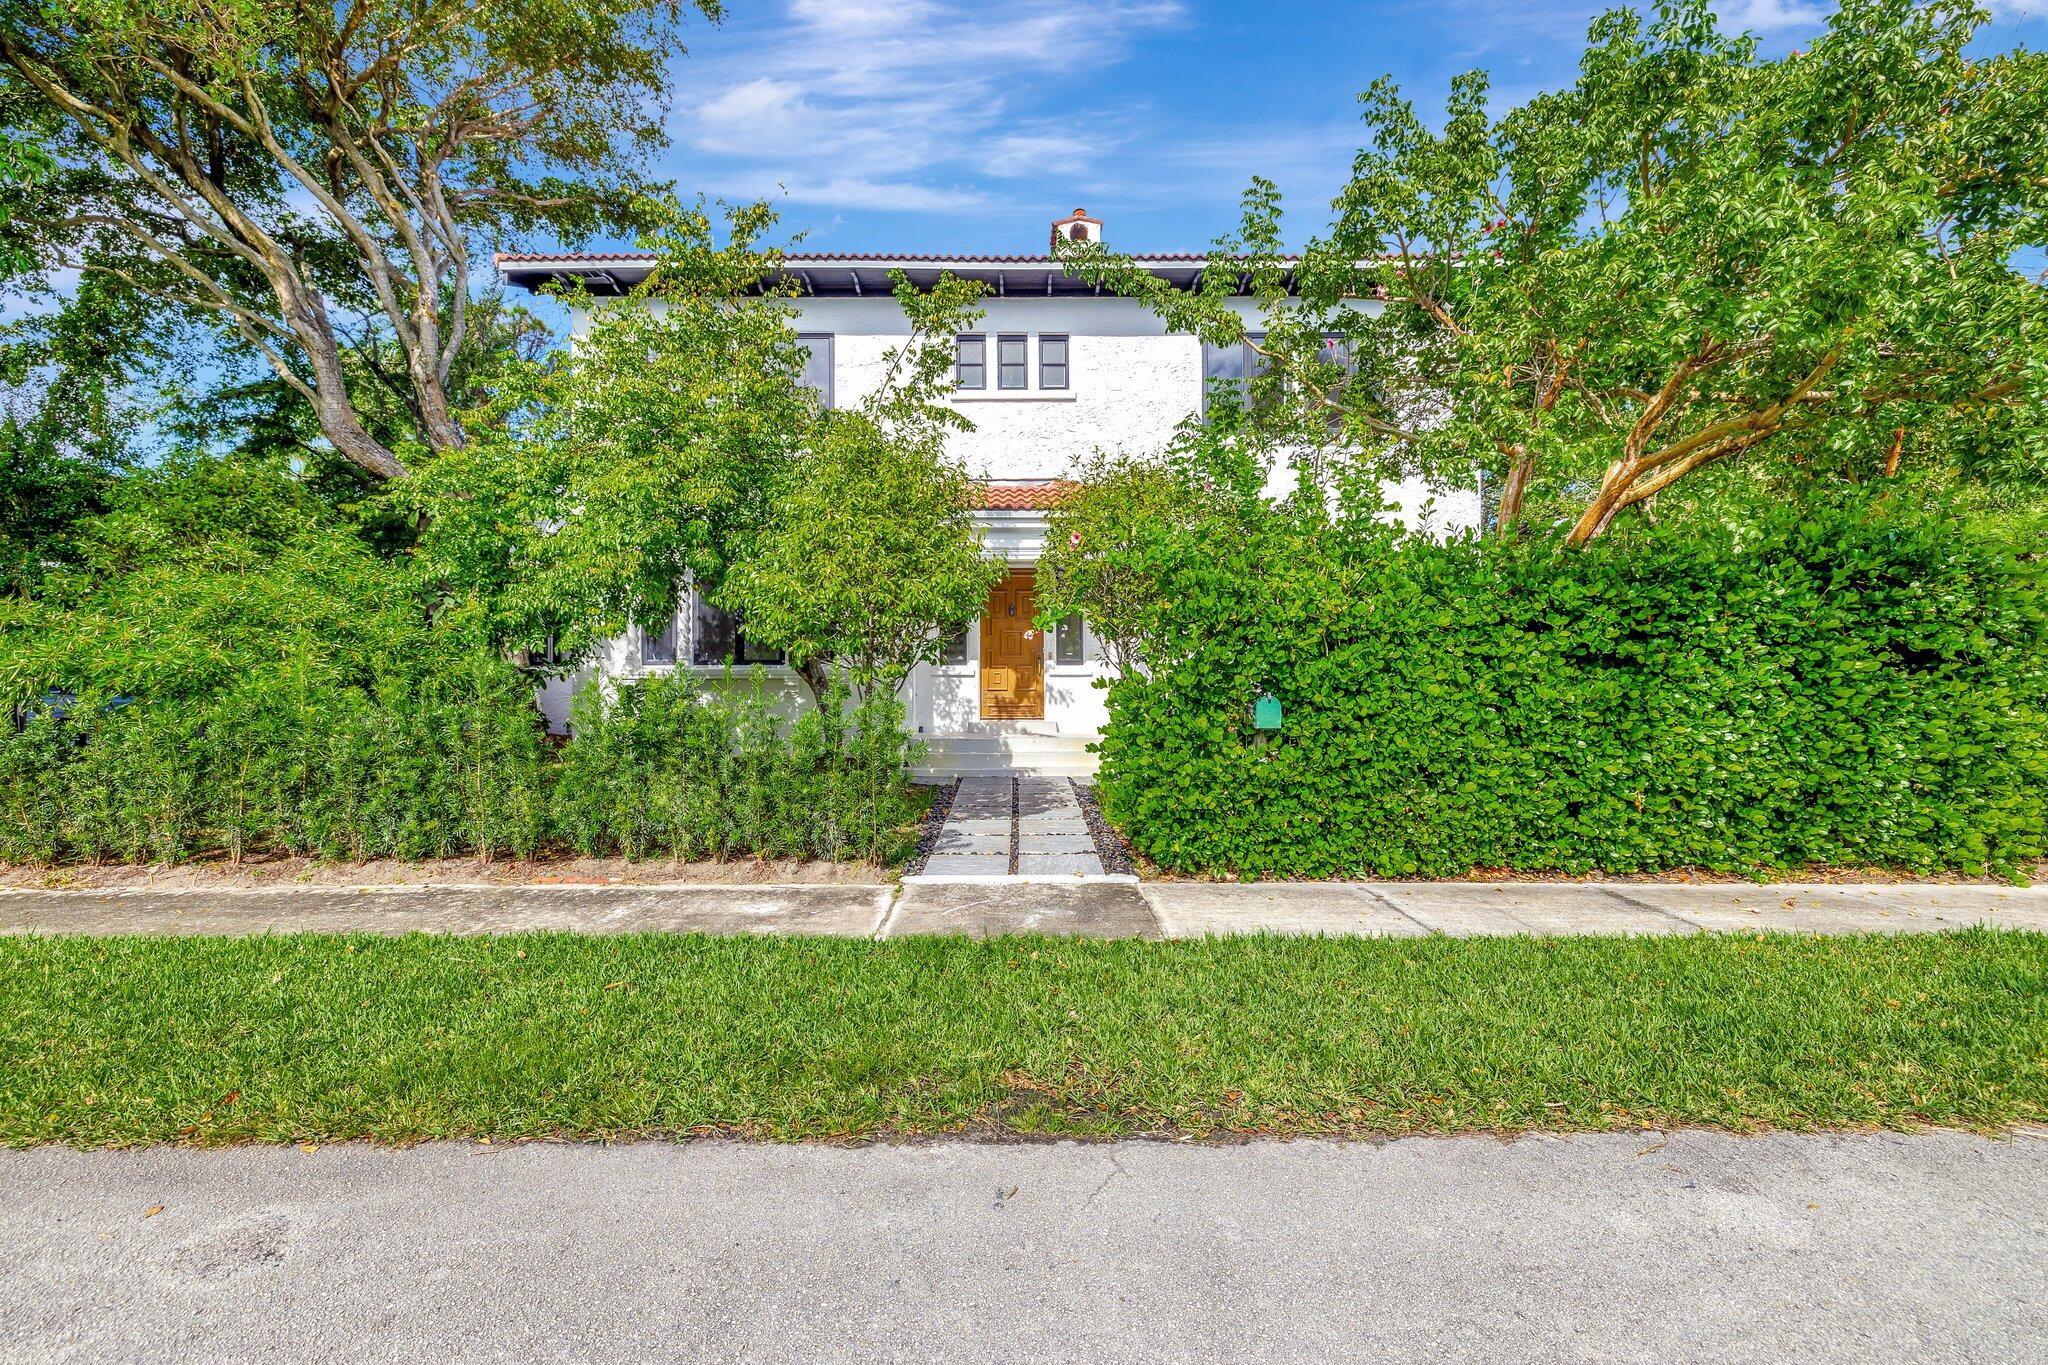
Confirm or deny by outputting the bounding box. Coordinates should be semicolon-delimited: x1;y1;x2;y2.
1095;503;2048;878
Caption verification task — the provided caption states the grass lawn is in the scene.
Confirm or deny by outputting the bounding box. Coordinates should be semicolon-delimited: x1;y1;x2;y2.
3;930;2044;1146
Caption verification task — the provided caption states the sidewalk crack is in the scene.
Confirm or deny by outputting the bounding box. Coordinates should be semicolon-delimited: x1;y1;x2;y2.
1599;886;1706;932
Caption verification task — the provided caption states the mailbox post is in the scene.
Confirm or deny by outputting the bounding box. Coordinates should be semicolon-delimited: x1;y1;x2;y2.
1254;693;1282;733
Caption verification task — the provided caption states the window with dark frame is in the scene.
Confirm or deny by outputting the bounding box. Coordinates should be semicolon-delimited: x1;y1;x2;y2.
997;334;1027;389
689;593;784;666
939;625;970;665
1055;615;1083;665
955;334;986;389
1201;332;1267;415
524;632;565;669
641;615;678;665
1038;334;1068;390
797;333;834;409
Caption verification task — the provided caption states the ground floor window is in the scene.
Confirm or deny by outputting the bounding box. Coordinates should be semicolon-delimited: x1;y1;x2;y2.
690;593;785;666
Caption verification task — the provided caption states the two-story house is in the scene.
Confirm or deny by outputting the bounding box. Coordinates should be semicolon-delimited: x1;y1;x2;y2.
497;209;1480;778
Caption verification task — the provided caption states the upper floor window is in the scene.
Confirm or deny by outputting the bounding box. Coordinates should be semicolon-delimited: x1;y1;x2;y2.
997;334;1028;390
797;333;834;408
955;334;986;389
1038;334;1069;391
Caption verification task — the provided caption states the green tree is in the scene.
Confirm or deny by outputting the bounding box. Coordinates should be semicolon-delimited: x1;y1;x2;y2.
2;0;714;479
407;202;817;653
1062;0;2048;542
718;272;1001;702
1036;453;1209;679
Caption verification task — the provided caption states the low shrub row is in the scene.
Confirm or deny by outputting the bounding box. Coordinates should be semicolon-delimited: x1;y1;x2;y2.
1091;500;2048;878
0;672;921;867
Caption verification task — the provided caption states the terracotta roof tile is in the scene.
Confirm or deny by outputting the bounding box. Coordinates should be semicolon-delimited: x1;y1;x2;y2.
492;250;1299;266
974;482;1073;511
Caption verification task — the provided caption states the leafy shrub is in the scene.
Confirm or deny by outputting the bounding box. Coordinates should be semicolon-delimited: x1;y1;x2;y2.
552;671;924;863
1094;498;2048;878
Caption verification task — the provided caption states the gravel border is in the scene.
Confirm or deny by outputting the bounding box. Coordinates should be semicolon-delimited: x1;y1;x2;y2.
902;780;959;877
1073;781;1137;878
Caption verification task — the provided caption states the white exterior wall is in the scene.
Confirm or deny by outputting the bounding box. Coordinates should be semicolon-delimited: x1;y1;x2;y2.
544;291;1480;743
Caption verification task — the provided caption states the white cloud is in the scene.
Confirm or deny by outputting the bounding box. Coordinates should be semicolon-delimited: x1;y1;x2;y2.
675;1;1181;213
1713;0;1830;33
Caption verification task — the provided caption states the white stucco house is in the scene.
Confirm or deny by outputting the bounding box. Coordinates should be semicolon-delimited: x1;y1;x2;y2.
497;209;1478;778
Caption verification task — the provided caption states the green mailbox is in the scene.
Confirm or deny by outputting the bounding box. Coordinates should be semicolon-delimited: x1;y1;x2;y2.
1253;693;1283;732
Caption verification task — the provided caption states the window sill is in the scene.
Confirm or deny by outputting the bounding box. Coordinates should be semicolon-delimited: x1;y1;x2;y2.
952;392;1077;403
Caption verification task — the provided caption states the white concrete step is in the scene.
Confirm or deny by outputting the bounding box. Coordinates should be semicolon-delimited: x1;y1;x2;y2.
912;732;1100;779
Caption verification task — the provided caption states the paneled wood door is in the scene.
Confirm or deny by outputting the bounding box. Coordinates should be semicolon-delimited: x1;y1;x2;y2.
979;569;1044;719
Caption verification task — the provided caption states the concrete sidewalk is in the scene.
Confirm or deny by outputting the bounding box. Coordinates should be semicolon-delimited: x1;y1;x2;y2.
2;878;2044;938
4;1131;2044;1361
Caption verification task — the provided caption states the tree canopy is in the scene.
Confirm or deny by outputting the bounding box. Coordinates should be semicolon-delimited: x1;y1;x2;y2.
1063;0;2048;542
1;0;713;479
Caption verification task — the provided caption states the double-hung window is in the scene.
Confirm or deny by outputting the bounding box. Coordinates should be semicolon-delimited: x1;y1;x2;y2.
1038;334;1069;390
955;334;986;390
797;333;834;409
996;334;1028;390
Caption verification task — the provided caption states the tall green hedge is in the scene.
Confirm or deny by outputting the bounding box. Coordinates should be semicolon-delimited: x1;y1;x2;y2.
1095;503;2048;878
0;460;924;868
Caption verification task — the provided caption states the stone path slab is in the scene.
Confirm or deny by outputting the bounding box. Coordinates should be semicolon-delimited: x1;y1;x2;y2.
915;774;1108;880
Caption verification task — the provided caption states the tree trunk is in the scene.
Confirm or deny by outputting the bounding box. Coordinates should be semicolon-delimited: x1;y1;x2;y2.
1495;445;1535;535
795;657;832;707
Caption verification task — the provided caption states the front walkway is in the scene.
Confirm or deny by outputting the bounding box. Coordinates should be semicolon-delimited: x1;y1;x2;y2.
2;879;2044;939
914;776;1112;878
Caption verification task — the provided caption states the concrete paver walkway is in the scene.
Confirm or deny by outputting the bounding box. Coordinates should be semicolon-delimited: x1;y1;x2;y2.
918;775;1106;878
1;878;2043;939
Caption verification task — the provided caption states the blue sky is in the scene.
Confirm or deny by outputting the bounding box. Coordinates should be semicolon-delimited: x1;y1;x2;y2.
632;0;2048;258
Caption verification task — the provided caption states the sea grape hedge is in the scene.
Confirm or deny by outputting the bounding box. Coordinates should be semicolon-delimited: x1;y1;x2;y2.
1093;502;2048;878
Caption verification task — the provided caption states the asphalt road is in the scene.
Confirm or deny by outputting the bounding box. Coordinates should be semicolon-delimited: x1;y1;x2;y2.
2;1131;2042;1362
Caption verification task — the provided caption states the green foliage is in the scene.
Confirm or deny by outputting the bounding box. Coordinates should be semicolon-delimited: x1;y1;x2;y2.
1061;0;2048;540
2;0;714;475
0;462;551;862
719;407;1001;699
6;930;2046;1144
716;269;999;699
551;673;925;863
0;459;926;867
408;202;816;654
1035;452;1218;678
1093;497;2048;878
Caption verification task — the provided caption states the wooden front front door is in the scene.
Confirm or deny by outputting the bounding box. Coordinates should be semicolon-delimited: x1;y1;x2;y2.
979;568;1044;719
